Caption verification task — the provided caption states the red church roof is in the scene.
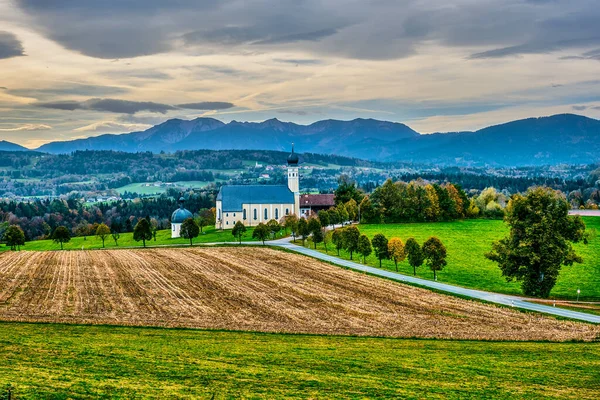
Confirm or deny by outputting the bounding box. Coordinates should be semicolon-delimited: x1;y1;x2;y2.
300;194;335;207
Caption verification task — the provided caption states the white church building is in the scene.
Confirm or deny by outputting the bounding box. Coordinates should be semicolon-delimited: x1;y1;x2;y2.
215;146;301;229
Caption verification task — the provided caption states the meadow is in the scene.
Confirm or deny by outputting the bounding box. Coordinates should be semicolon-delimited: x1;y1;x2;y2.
0;225;258;251
0;323;598;399
310;217;600;301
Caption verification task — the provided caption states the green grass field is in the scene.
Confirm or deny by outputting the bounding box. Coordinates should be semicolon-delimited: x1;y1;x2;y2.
0;226;261;252
115;181;217;195
0;322;597;399
309;218;600;300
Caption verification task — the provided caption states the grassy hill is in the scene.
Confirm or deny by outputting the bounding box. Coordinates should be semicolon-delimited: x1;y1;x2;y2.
0;323;598;399
308;217;600;300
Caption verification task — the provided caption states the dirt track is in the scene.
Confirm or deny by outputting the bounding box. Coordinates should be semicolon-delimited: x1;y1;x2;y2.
0;247;597;341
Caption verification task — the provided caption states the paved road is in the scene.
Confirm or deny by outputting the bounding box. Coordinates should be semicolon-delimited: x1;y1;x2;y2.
251;238;599;324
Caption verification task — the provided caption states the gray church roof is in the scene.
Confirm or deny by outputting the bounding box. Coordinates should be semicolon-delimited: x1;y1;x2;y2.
217;185;294;211
171;207;193;224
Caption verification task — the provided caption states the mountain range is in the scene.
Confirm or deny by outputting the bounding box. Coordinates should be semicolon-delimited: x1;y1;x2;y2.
3;114;600;166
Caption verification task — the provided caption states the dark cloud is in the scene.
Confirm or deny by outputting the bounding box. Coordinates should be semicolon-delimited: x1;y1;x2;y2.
573;105;587;111
254;28;337;45
16;0;600;61
0;32;25;59
36;98;235;113
278;109;309;116
273;58;322;65
0;86;7;90
37;98;176;114
177;102;234;110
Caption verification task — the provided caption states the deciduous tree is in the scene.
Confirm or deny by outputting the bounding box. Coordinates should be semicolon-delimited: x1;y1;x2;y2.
133;218;153;248
405;238;424;276
308;217;323;249
387;237;406;272
252;223;269;245
52;226;71;250
422;237;447;280
357;234;372;264
283;214;299;240
332;228;344;256
342;225;360;260
3;225;25;251
181;218;200;246
297;218;309;246
95;223;110;248
485;187;586;297
371;233;389;268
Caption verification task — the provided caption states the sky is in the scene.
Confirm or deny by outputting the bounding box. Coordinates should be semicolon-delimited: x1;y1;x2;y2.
0;0;599;148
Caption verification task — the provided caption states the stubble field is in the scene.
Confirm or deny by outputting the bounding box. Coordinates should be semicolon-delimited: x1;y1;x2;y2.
0;247;597;341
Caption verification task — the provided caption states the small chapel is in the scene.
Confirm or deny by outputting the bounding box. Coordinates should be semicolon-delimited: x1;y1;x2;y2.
215;146;301;229
171;197;193;238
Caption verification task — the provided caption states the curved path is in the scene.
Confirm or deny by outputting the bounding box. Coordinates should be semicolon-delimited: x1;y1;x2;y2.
246;237;600;324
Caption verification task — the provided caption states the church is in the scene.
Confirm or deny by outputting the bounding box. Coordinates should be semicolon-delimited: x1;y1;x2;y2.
215;146;301;229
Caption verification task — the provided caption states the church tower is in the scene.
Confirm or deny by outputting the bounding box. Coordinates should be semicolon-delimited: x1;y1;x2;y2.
287;144;300;215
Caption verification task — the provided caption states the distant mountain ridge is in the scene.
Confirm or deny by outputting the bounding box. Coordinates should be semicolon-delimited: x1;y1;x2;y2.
0;140;28;152
2;114;599;166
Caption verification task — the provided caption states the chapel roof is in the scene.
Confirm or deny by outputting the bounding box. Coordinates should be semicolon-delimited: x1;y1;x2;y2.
217;185;294;212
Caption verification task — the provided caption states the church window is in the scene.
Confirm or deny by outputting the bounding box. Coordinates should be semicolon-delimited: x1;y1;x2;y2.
226;213;229;217
275;208;279;219
264;208;268;220
254;209;257;220
233;213;236;217
243;209;247;220
286;208;289;215
226;221;229;225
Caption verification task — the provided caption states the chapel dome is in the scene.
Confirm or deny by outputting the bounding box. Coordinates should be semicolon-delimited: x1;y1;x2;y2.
171;197;193;224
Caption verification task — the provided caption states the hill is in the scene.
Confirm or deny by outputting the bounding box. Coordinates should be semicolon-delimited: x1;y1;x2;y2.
0;247;596;341
0;140;28;152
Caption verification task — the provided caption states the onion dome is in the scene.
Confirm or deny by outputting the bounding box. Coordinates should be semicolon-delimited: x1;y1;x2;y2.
171;197;193;224
287;143;299;165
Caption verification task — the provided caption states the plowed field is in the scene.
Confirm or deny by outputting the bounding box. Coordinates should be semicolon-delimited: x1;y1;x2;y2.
0;248;597;341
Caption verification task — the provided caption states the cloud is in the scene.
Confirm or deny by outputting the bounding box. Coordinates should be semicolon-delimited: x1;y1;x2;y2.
177;102;235;110
37;98;176;114
0;31;25;59
572;105;587;111
73;121;152;132
273;58;322;65
20;0;600;61
9;84;129;99
36;98;235;114
0;124;52;132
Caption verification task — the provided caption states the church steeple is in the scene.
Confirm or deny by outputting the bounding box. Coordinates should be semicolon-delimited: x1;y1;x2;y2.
287;144;300;202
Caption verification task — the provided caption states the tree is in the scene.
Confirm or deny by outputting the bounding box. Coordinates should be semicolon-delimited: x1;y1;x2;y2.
266;219;281;240
3;225;25;251
232;221;247;244
357;234;372;263
387;237;406;272
422;237;447;280
317;210;330;231
297;218;310;246
197;208;214;233
337;204;349;227
252;223;270;245
345;199;358;222
283;214;299;240
150;218;159;241
51;226;71;250
371;233;389;268
332;228;344;256
111;229;120;247
327;208;340;227
334;175;364;204
405;238;424;276
342;225;360;260
485;187;586;298
181;218;200;246
324;230;333;253
308;217;323;249
133;218;153;248
95;223;110;248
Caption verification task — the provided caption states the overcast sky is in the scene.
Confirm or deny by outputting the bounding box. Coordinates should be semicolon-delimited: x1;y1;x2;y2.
1;0;599;148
